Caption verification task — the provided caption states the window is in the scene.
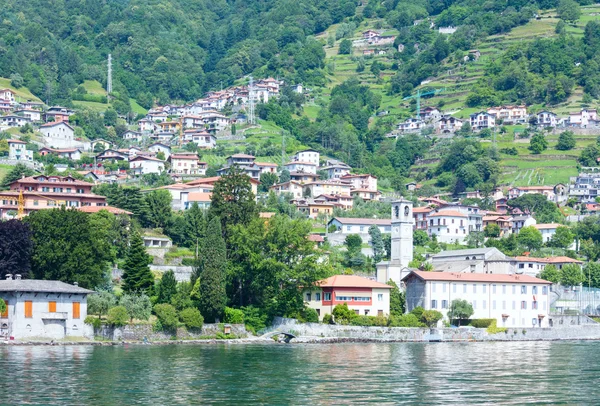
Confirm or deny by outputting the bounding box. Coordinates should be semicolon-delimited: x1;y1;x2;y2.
512;301;516;310
432;283;436;293
542;286;548;295
502;301;506;310
472;300;477;309
521;286;527;294
364;309;370;315
443;283;447;293
512;285;516;294
492;300;496;310
492;284;496;294
378;294;383;302
532;301;538;310
483;284;487;294
316;293;321;301
521;301;527;310
378;310;383;317
502;285;507;294
453;283;457;293
354;310;359;315
324;293;331;301
442;300;448;309
306;293;311;301
463;284;467;293
483;300;487;310
528;264;533;268
473;284;477;293
431;300;437;309
532;286;538;294
24;301;32;318
48;301;56;313
73;302;80;319
316;309;320;316
33;200;38;206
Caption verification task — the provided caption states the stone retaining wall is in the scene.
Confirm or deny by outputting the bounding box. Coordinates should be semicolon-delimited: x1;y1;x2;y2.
95;323;247;341
149;265;193;282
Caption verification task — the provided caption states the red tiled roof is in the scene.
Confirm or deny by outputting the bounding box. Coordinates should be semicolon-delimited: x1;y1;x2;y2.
78;206;133;215
429;210;467;218
308;234;325;242
316;275;392;289
514;256;582;264
7;139;26;144
331;217;391;225
533;223;562;230
187;192;212;201
15;175;92;187
170;154;198;160
255;162;278;167
403;270;552;284
413;207;434;213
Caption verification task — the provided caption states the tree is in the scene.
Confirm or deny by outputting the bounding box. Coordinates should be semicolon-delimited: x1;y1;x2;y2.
209;166;258;242
560;264;585;287
26;208;111;288
517;226;543;251
1;164;35;189
0;299;6;317
370;60;380;76
339;39;352;55
0;220;33;278
121;232;154;294
558;0;581;23
548;226;574;249
584;262;600;288
529;133;548;154
484;224;501;238
10;73;24;88
119;293;152;322
387;280;405;317
87;291;117;317
413;230;429;246
466;231;485;248
508;194;562;223
157;271;177;304
539;264;560;283
344;234;362;253
154;303;179;330
144;189;172;228
368;225;384;262
107;306;129;327
556;131;576;151
198;216;227;322
579;145;599;166
421;310;443;328
279;169;291;183
448;299;474;326
180;308;204;330
259;172;278;192
103;109;118;126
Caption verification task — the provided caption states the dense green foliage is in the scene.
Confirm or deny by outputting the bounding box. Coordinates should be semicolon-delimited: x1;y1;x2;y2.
448;299;474;325
197;216;227;322
121;232;154;294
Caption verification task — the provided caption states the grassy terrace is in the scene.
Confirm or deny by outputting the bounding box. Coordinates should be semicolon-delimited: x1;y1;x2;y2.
0;78;41;102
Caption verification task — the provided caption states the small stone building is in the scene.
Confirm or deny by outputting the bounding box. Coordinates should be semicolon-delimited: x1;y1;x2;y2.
0;276;93;340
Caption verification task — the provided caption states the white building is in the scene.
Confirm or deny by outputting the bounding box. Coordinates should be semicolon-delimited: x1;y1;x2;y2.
0;88;16;103
39;121;77;149
514;256;582;277
0;115;30;129
293;149;320;167
487;105;528;124
194;132;217;149
138;119;157;133
284;161;317;174
123;130;143;142
537;111;557;128
14;109;42;122
169;154;206;175
532;223;562;243
470;112;496;130
567;109;598;128
427;209;469;243
129;156;165;176
8;139;33;162
376;200;414;286
148;142;171;160
403;271;552;328
303;275;391;320
431;247;516;274
0;276;93;340
269;181;304;199
328;217;391;236
322;162;352;179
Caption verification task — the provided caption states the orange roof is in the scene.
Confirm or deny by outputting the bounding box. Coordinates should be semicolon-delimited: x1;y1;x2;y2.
187;192;212;201
308;234;325;242
185;176;260;186
78;206;133;215
170;154;198;160
512;186;554;190
403;270;552;285
413;207;434;214
7;139;26;144
315;275;392;289
533;223;562;230
514;256;582;264
429;210;467;218
483;215;512;221
255;162;278;167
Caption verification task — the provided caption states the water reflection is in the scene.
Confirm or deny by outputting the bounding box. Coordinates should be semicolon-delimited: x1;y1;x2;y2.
0;341;596;404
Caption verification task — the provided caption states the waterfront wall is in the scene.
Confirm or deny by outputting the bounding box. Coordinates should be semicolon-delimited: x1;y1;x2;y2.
95;323;248;341
272;317;600;342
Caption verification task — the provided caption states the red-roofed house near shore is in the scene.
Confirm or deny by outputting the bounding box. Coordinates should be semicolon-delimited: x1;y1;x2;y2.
403;270;552;328
303;275;392;320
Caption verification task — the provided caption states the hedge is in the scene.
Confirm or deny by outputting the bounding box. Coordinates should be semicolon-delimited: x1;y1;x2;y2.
469;318;495;328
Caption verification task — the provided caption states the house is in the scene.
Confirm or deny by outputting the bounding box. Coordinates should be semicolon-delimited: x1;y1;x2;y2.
147;111;168;122
418;107;441;121
303;275;391;320
508;186;555;201
255;162;278;175
38;147;82;161
39;122;76;149
510;214;536;234
351;189;382;201
293;197;334;219
77;205;133;215
402;271;552;328
122;130;143;142
487;105;528;124
413;206;434;230
184;192;212;210
362;30;380;39
96;149;128;162
0;175;107;219
532;223;563;243
284;161;317;174
537;111;557;128
91;139;112;152
464;49;481;62
138;118;157;133
327;217;392;245
483;215;513;236
398;118;423;133
0;89;16;103
7;140;33;162
363;49;375;56
427;210;469;243
567;109;599;128
194;132;217;149
148;142;171;160
322;162;352;179
315;193;353;209
340;174;377;191
217;163;261;180
570;172;600;202
0;115;30;128
185;176;259;197
227;153;255;166
45;106;74;123
304;180;352;197
129;156;165;176
514;256;582;277
436;115;463;133
290;171;319;184
169;154;205;175
469;112;496;130
14;109;42;122
157;121;181;133
270;181;304;199
431;247;516;274
293;149;320;167
0;276;93;340
438;26;457;34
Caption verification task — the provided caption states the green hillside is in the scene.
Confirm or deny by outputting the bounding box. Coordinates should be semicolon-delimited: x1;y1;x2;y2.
0;78;42;102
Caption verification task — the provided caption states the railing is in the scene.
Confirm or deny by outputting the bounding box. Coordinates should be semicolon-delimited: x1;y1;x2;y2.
41;312;68;320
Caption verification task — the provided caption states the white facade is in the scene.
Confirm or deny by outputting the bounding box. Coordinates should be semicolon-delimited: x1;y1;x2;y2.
284;161;317;174
293;150;320;167
0;89;15;103
0;278;93;340
537;111;557;127
428;210;469;243
0;115;30;128
470;112;496;130
40;122;77;149
130;156;164;175
533;224;561;243
123;130;143;142
376;200;414;286
139;119;157;133
148;143;171;160
8;140;33;161
403;271;552;328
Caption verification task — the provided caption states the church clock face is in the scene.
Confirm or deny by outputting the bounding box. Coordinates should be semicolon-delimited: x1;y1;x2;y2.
404;205;409;216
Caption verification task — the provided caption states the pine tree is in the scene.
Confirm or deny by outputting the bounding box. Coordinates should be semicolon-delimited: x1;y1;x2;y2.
157;270;177;304
122;232;154;294
198;216;227;322
183;202;206;250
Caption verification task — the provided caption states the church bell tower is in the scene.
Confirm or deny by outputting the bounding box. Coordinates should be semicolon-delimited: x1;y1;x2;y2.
391;200;413;267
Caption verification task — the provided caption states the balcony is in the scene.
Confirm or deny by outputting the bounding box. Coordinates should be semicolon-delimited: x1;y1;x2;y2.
41;312;68;320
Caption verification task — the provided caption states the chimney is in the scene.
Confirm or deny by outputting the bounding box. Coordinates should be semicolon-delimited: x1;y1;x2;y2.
14;274;21;280
5;274;12;280
73;282;78;286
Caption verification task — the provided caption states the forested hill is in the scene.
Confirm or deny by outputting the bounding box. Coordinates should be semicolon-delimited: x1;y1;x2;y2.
0;0;356;110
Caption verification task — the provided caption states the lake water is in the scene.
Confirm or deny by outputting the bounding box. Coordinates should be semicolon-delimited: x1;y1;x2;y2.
2;341;598;405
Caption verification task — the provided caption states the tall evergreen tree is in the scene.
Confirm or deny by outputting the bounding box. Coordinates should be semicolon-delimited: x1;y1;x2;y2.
183;202;206;250
157;270;177;304
198;216;227;322
144;189;172;229
368;225;385;263
122;232;154;294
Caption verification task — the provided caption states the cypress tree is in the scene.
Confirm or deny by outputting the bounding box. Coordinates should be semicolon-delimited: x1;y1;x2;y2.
122;232;154;294
198;216;227;322
157;270;177;304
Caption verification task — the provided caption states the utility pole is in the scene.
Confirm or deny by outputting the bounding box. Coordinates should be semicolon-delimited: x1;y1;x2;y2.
248;76;255;125
107;54;113;101
281;130;285;167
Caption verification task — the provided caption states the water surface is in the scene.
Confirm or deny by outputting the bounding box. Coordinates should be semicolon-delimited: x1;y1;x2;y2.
1;341;597;404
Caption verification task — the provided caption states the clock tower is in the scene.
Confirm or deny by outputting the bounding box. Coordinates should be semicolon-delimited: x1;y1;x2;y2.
376;199;414;286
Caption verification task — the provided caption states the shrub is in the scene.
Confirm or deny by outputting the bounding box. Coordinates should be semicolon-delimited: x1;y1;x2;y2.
350;315;388;326
322;314;333;324
486;320;507;334
224;307;245;324
154;303;179;331
84;315;102;329
241;305;268;333
421;310;443;328
304;308;319;323
107;306;129;327
388;313;424;327
332;303;358;325
469;318;495;328
180;308;204;330
409;306;425;320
